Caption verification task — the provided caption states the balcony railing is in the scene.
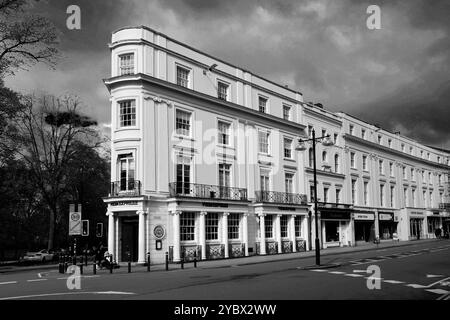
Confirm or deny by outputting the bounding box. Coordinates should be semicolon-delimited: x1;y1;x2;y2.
255;191;308;205
439;203;450;211
169;182;248;201
110;180;142;197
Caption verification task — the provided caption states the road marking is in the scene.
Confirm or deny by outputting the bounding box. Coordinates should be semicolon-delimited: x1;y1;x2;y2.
352;270;367;273
57;277;68;280
0;291;136;300
310;269;328;272
83;275;100;278
27;279;47;282
383;280;404;284
427;274;444;278
407;284;427;288
345;274;364;278
0;281;18;285
426;289;449;295
329;271;345;275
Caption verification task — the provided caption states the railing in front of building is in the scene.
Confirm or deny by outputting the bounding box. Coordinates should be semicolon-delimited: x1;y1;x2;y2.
168;244;246;262
317;202;353;209
255;191;308;205
169;182;248;201
110;180;142;197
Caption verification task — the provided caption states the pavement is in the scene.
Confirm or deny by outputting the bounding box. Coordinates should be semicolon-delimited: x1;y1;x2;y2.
0;238;441;275
0;238;449;301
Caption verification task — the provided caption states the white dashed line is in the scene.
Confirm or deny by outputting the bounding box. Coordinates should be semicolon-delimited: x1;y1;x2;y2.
426;289;449;295
406;284;427;288
0;281;17;285
309;269;328;272
329;271;346;275
27;279;47;282
345;274;364;278
383;280;405;284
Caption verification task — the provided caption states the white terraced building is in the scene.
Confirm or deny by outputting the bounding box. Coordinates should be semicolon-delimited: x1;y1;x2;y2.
103;26;450;264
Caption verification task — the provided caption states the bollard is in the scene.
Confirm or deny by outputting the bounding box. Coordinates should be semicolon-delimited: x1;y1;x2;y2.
194;251;197;268
128;252;131;273
93;262;97;275
180;252;184;270
110;255;113;274
79;264;83;275
165;252;169;271
147;252;150;272
72;254;76;266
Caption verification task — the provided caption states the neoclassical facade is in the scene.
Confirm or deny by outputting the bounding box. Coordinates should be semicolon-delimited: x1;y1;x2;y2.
103;26;450;264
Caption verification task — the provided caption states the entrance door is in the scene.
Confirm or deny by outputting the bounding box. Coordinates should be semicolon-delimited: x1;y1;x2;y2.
121;217;138;262
355;221;374;242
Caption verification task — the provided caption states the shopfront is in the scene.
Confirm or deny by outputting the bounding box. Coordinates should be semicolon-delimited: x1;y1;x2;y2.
320;210;352;248
353;212;375;243
409;211;426;240
426;212;442;239
378;212;397;240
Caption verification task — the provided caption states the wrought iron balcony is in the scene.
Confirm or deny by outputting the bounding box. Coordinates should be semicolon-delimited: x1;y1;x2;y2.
255;191;308;205
169;182;248;201
110;180;142;197
317;202;353;210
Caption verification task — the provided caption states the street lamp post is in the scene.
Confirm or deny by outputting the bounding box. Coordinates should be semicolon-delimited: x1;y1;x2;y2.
296;129;334;266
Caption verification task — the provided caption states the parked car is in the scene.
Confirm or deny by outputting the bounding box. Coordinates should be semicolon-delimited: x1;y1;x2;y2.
21;250;54;263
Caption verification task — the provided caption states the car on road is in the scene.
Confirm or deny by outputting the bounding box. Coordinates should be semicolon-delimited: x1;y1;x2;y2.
21;250;55;263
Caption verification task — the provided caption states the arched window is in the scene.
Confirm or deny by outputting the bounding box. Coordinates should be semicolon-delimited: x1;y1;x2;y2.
334;154;340;173
322;151;328;163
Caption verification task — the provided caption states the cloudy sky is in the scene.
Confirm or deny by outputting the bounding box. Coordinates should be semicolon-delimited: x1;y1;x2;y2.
5;0;450;148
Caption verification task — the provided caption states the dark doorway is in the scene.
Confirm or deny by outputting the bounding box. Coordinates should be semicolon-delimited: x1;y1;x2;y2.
121;217;138;262
355;221;374;242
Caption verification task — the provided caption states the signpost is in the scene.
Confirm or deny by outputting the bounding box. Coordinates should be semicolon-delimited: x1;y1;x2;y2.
69;205;82;236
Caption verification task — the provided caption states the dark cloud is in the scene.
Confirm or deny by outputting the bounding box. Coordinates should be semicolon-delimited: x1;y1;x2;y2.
4;0;450;148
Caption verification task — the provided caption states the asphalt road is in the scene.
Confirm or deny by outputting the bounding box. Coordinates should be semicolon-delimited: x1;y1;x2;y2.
0;240;449;300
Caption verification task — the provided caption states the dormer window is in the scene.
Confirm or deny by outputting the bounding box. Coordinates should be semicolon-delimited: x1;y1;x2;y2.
119;53;134;75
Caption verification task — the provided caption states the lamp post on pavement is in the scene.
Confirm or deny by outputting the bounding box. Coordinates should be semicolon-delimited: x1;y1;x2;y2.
296;129;334;266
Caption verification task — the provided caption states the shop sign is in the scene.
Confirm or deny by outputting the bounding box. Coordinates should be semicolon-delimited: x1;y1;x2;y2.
321;211;350;220
379;213;393;221
411;211;424;216
111;201;138;206
354;213;375;221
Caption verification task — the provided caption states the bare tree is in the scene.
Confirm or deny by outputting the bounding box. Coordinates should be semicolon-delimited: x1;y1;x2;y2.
0;0;59;76
11;94;102;250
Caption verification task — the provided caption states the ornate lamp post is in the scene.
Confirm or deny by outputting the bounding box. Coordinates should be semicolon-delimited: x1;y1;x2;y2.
296;129;334;266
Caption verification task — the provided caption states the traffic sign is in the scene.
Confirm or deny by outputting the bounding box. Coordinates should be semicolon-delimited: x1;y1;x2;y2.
69;204;82;236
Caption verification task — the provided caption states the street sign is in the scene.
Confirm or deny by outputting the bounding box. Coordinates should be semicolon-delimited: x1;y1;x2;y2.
69;212;82;235
82;220;89;236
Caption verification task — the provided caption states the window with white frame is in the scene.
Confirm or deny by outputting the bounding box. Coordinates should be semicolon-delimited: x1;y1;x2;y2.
260;168;270;192
205;213;219;240
175;109;191;136
294;216;302;237
258;96;268;113
336;189;341;204
180;212;195;241
118;154;135;192
322;151;328;163
403;166;407;179
334;133;338;145
310;184;315;202
351;152;356;169
285;172;294;194
404;187;408;206
364;181;369;205
119;53;134;75
423;190;427;207
265;215;273;238
228;213;240;240
176;155;191;194
412;188;416;207
362;155;368;171
390;162;394;177
410;146;414;155
176;66;190;88
258;130;270;154
217;81;229;101
428;172;432;183
309;148;314;167
379;160;384;175
283;105;291;120
411;168;415;181
119;100;136;127
334;154;340;173
349;124;354;135
218;121;231;145
429;191;433;207
378;135;382;144
280;215;289;238
284;138;292;159
388;139;392;148
380;184;385;207
390;185;395;207
323;186;329;203
401;144;405;152
351;179;357;205
218;163;231;189
308;125;313;138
